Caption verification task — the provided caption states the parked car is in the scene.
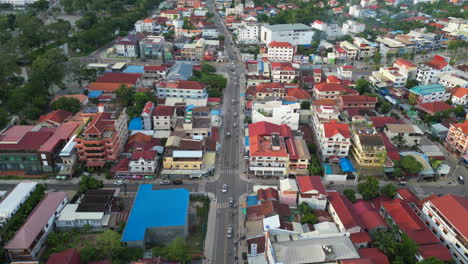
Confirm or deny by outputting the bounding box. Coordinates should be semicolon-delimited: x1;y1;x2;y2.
398;181;407;185
226;132;231;136
458;176;464;185
160;180;171;185
222;184;228;193
173;180;183;185
115;180;123;185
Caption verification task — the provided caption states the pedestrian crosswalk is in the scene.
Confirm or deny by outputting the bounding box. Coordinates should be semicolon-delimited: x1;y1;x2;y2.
217;202;231;209
220;169;239;175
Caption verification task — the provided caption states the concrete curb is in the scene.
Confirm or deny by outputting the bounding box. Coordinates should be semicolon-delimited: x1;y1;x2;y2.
203;192;217;264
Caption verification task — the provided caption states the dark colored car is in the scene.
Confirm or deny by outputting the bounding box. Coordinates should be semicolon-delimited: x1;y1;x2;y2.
172;180;183;185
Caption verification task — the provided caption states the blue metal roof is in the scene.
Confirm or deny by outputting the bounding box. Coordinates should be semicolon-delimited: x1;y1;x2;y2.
123;65;144;73
339;158;355;173
246;195;258;207
245;136;250;147
88;90;103;98
211;110;220;116
128;117;143;130
122;186;189;243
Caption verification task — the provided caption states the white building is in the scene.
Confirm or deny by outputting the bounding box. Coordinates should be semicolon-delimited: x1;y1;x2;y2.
153;105;176;130
384;124;423;147
339;41;359;60
349;5;363;18
337;66;353;80
0;182;37;227
225;3;244;15
260;23;314;46
342;20;365;35
156;80;208;99
451;87;468;106
296;175;327;210
56;204;109;229
394;58;418;80
270;62;296;83
312;20;327;31
327;191;362;233
236;22;260;45
416;55;453;85
438;73;468;89
370;66;408;89
311;103;340;135
420;195;468;264
134;19;160;33
252;100;300;130
129;150;158;174
202;25;220;39
267;41;294;62
116;35;142;57
317;120;351;160
140;101;155;130
353;37;376;59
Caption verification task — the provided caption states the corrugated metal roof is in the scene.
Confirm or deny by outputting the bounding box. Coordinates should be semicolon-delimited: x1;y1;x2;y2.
0;182;38;219
172;150;203;158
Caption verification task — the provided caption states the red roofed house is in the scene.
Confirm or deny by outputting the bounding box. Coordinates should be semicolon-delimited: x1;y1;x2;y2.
327;191;362;233
251;82;286;99
451;87;468;106
142;65;168;85
47;248;81;264
313;82;358;100
416;55;452;85
316;120;351;160
152;105;176;131
420;194;468;263
445;120;468;157
296;176;327;210
394;58;417;80
111;150;158;178
338;95;378;111
140;101;155;130
267;41;294;62
0;122;80;175
96;72;142;87
156;80;208;99
350;231;372;248
270;62;296;83
39;109;72;127
75;109;129;167
369;116;404;132
257;187;279;202
357;248;390;264
415;101;454;116
5;192;68;261
352;200;388;233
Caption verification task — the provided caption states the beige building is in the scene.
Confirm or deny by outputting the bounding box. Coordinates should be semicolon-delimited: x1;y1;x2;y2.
350;129;386;168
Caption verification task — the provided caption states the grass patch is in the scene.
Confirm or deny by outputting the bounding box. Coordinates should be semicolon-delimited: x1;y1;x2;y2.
188;195;210;253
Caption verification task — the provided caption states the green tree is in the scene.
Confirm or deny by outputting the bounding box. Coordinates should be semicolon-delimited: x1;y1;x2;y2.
51;97;82;114
0;108;9;129
80;247;100;263
454;105;466;119
357;176;380;200
78;175;103;193
201;63;216;73
400;155;423;175
379;102;392;114
300;101;311;110
380;183;397;199
393;167;403;179
116;84;134;107
133;92;150;114
417;257;445;264
398;233;418;264
355;79;372;95
373;52;382;64
96;230;123;259
31;48;67;89
343;189;357;203
301;213;318;224
298;202;312;214
406;79;419;89
165;237;191;262
372;230;399;259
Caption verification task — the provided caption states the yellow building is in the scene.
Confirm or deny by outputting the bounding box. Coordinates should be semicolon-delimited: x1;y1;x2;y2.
163;153;203;170
351;132;386;167
160;10;180;20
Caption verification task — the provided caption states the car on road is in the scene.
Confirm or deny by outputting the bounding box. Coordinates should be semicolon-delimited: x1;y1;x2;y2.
160;180;171;185
227;227;232;238
234;123;237;127
226;132;231;136
229;198;234;207
398;181;407;185
222;184;228;193
115;180;123;185
173;180;183;185
234;112;237;117
458;176;464;185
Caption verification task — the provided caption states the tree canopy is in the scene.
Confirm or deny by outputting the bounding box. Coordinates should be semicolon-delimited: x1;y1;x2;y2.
399;155;423;175
51;97;82;114
380;183;397;199
357;176;380;200
343;189;357;203
152;237;191;262
78;175;104;194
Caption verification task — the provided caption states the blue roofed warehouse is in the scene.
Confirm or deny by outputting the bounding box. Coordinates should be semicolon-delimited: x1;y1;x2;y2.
121;186;189;248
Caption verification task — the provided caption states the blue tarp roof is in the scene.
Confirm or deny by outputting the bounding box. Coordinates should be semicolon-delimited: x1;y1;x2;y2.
88;90;103;98
186;104;196;111
245;136;250;147
123;65;144;73
339;158;356;173
128;117;143;130
211;110;220;116
247;195;258;207
122;187;189;243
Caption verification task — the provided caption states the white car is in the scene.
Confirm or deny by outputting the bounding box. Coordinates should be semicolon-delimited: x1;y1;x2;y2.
115;180;123;185
227;227;232;238
222;184;228;193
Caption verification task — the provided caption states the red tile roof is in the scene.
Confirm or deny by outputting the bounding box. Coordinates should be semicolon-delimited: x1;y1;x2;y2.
369;117;403;129
256;82;285;93
350;231;372;244
144;65;167;72
261;200;291;218
352;200;388;230
83;112;114;136
111;158;130;173
425;55;449;70
417;244;453;261
358;248;390;264
47;248;81;264
89;82;130;92
382;199;438;245
327;191;361;230
287;88;312;99
39;122;80;152
296;176;326;195
153;105;175;116
270;62;295;71
416;102;454;115
51;94;88;104
141;101;154;115
340;95;378;104
315;82;346;92
247;236;265;254
269;41;293;48
158;80;205;90
208;97;221;103
314;99;338;106
451;87;468;99
326;75;341;84
340;259;374;264
248;121;281;137
323;120;350;138
394;58;416;68
452;120;468;134
257;187;279;201
131;150;157;160
429;194;468;240
5;192;68;250
249;134;288;157
313;20;324;24
39;110;72;124
96;72;142;85
397;188;419;204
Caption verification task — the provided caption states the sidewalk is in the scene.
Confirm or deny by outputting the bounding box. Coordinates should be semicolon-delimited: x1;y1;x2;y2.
202;192;217;264
236;193;247;263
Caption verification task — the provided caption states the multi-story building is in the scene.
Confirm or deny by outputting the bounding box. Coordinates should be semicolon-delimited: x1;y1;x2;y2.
142;65;168;86
152;105;176;130
339;41;359;60
112;150;158;178
451;87;468;106
439;73;468;89
202;25;220;39
370;66;408;89
177;0;201;8
352;37;376;60
140;101;154;130
317;120;351;160
296;176;327;210
416;55;453;85
313;82;358;100
252;100;301;130
289;137;310;176
408;84;450;105
445;120;468;157
350;128;386;168
116;34;144;57
338;95;378;111
376;37;406;56
279;178;299;208
420;195;468;264
155;80;207;99
160;10;180;20
311;100;340;133
236;22;260;44
181;38;206;61
384;124;423;147
342;20;365;35
139;36;166;62
267;41;294;62
75;108;129;167
327;191;362;233
163;149;204;171
0;122;80;174
249;82;286;99
337;65;353;80
394;58;418;80
0;0;43;6
260;23;315;46
134;19;161;33
270;62;296;83
5;192;68;261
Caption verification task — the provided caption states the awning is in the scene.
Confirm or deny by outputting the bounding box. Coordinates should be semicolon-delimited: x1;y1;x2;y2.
329;156;340;163
339;158;356;173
